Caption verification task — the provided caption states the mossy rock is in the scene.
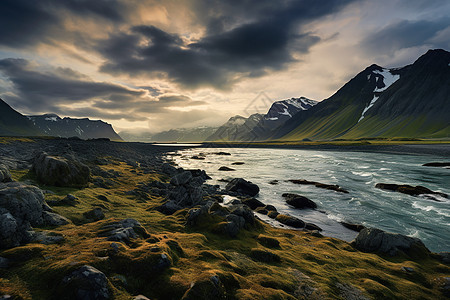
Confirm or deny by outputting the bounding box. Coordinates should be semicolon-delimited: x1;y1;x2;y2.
257;235;280;249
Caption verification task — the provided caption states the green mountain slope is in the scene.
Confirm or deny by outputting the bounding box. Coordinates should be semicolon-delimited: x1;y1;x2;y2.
276;49;450;141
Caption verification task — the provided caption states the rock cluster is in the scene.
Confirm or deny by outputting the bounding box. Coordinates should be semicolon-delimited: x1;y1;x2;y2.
289;179;349;193
100;219;149;244
62;265;111;300
0;181;68;249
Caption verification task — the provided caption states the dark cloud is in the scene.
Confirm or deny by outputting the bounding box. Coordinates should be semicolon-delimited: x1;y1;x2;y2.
0;0;125;48
362;18;450;54
0;58;206;121
98;0;356;89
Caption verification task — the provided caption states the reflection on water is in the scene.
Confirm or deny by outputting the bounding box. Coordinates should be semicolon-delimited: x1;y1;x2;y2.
169;147;450;252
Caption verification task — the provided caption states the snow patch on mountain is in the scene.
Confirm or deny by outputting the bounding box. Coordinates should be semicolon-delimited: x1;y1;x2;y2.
358;95;379;122
373;69;400;92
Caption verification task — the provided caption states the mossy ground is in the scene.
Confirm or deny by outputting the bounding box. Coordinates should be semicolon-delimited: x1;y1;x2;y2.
2;158;449;299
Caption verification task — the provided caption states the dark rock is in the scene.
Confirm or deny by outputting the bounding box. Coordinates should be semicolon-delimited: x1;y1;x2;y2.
83;208;105;221
289;179;349;193
352;228;430;256
375;183;447;199
0;182;46;226
423;162;450;167
401;266;414;272
250;248;281;263
225;178;259;197
231;162;245;165
33;231;65;245
100;219;149;244
218;166;235;171
275;214;305;228
171;171;193;186
182;274;226;300
62;265;111;300
268;180;279;185
214;152;231;156
229;204;256;226
42;211;70;226
267;211;279;219
257;235;280;248
0;164;12;183
191;155;205;160
282;193;317;209
32;152;90;187
97;195;109;201
341;222;365;232
161;163;178;176
157;200;182;215
305;223;322;231
240;198;265;210
440;277;450;297
47;194;79;206
0;256;9;268
264;205;277;212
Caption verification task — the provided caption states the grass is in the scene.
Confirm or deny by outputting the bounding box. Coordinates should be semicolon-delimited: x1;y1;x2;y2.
1;157;449;299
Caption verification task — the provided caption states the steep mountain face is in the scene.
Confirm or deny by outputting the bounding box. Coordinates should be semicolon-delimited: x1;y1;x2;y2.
28;114;123;141
249;97;317;140
206;114;264;141
276;49;450;140
0;98;44;136
149;126;219;142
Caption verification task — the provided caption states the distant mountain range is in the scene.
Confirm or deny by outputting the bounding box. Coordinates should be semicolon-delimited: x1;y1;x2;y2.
120;127;219;143
0;99;122;141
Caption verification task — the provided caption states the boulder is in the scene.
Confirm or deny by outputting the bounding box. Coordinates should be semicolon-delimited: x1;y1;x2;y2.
42;211;70;226
282;193;317;209
423;162;450;168
352;228;429;256
231;162;245;165
62;265;111;300
32;152;90;187
157;200;182;215
225;178;259;197
161;163;178;176
83;208;105;221
100;219;149;244
341;222;365;232
305;223;322;231
267;211;279;219
257;235;280;248
0;182;46;226
275;214;305;228
0;164;12;183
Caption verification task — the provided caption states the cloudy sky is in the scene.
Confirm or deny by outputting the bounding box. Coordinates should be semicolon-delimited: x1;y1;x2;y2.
0;0;449;133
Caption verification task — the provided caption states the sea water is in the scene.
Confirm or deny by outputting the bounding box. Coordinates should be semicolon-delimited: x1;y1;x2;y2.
168;147;449;252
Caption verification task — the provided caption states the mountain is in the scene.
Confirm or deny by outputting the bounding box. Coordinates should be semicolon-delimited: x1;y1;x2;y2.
28;114;123;141
276;49;450;141
207;97;317;141
149;126;219;142
248;97;317;140
206;114;264;141
0;98;44;136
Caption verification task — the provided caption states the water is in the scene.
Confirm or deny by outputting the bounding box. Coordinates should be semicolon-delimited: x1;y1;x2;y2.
168;147;450;252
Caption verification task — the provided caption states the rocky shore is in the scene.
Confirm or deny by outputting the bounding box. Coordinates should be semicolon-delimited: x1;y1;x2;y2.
0;137;449;299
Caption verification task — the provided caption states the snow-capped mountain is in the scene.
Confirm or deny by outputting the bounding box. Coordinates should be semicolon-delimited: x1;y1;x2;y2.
206;114;264;141
275;49;450;140
28;114;122;141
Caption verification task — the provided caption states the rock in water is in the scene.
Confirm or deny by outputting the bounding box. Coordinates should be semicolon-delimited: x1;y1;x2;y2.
225;178;259;197
218;166;235;171
275;214;305;228
282;193;317;209
352;228;429;256
32;152;90;187
62;265;111;300
375;183;447;199
0;165;12;183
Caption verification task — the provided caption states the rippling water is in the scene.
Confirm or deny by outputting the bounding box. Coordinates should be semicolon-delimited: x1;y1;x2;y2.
168;147;449;252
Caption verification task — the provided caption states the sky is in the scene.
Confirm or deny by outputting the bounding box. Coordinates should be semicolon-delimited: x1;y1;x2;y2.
0;0;449;134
